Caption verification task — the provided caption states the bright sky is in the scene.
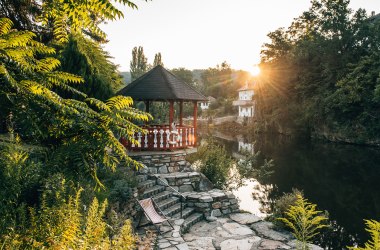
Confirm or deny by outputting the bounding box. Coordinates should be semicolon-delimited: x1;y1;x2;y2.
101;0;380;72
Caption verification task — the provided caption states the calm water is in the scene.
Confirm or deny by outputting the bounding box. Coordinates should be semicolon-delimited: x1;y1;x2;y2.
200;130;380;249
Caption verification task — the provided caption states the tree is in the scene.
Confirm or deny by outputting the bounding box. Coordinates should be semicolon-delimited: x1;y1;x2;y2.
0;18;151;184
257;0;380;142
130;46;149;81
153;52;163;67
59;35;124;100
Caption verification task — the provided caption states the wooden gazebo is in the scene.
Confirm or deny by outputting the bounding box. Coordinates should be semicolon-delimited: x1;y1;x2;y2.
117;65;207;150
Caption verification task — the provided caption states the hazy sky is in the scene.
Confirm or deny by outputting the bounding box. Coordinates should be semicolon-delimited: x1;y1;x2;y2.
101;0;380;72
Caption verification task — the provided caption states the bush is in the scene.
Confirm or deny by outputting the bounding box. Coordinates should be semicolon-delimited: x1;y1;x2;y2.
0;181;138;249
269;189;303;227
187;139;233;189
348;219;380;250
278;194;328;250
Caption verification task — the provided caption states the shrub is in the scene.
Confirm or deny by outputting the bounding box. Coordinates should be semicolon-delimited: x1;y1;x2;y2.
188;139;233;189
0;183;138;249
348;219;380;250
278;194;328;250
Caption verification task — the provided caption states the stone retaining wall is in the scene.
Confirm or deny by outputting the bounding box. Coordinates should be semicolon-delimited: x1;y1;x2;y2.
129;150;193;174
156;172;201;192
183;190;239;217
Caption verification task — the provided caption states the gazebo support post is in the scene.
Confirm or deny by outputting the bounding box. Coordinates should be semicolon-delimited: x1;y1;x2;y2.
193;101;197;144
179;101;183;126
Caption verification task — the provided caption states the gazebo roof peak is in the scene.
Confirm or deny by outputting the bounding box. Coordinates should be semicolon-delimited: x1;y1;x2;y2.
117;65;207;101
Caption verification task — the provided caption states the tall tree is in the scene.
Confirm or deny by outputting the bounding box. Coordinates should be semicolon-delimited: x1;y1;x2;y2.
153;52;163;67
130;46;148;81
258;0;380;142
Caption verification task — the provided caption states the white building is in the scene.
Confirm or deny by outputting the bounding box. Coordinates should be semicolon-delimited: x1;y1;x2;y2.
199;96;216;110
233;84;255;117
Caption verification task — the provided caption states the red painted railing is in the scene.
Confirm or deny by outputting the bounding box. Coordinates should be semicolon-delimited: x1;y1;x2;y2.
121;125;196;150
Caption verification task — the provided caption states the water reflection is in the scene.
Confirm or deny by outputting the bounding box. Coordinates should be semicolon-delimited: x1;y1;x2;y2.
200;130;380;249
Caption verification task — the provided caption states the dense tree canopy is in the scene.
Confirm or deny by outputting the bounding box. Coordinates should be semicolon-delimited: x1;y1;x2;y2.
0;0;151;247
257;0;380;143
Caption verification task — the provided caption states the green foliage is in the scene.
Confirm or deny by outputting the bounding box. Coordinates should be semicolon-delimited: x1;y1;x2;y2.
130;46;149;81
348;219;380;250
59;35;124;100
0;18;152;188
40;0;142;43
188;139;233;189
258;1;380;141
278;194;328;250
268;189;303;228
0;183;138;249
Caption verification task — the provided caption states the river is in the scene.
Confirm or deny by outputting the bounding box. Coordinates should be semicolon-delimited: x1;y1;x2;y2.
200;130;380;249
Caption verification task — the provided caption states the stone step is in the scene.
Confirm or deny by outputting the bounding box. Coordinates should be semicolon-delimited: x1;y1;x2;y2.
156;196;180;211
181;213;203;234
136;174;148;183
153;190;173;202
142;185;166;199
162;203;182;217
138;179;156;189
172;207;196;220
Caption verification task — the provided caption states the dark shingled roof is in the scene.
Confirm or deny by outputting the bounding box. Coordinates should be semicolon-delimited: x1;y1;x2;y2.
116;65;207;101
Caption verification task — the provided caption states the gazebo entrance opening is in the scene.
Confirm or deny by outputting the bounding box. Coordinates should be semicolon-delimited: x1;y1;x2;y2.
117;65;206;151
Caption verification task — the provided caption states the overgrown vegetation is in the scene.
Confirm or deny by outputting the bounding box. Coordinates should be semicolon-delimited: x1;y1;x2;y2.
257;0;380;144
0;0;153;248
278;194;328;250
188;139;274;189
348;219;380;250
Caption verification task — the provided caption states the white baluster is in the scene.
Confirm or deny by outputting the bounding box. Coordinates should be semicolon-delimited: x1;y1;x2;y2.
131;133;135;148
137;132;142;148
144;133;148;148
174;129;179;146
160;129;164;148
153;129;158;148
165;129;170;148
179;129;183;147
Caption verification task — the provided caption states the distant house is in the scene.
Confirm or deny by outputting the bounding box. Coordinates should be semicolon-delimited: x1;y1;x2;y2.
233;83;255;118
199;96;216;110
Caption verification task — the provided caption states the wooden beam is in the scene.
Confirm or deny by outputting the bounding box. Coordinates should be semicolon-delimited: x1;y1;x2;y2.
179;101;183;126
193;101;197;144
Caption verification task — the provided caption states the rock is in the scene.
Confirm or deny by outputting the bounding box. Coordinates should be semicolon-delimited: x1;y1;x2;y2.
179;184;194;192
222;222;253;236
176;243;189;250
229;213;262;225
158;165;168;174
185;236;215;250
199;174;214;191
212;202;222;209
174;219;184;225
200;196;213;202
211;209;222;217
220;237;261;250
158;242;171;248
251;221;293;242
206;216;218;222
258;239;291;250
287;240;323;250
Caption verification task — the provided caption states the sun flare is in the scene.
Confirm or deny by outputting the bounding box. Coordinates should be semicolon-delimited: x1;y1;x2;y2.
248;65;261;76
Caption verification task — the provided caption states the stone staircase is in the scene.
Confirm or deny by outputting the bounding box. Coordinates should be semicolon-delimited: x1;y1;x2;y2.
136;174;203;234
